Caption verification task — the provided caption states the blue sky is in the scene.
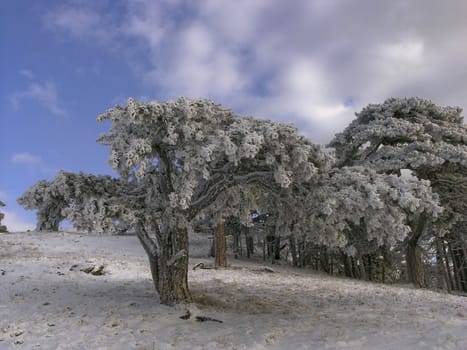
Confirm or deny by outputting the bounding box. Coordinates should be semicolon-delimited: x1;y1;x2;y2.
1;0;466;231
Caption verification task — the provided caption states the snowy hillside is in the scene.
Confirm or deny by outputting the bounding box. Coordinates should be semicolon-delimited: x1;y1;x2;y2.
1;231;466;349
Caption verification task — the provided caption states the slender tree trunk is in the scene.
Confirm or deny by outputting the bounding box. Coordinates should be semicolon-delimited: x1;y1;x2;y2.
321;246;329;273
442;239;455;291
435;238;450;291
274;235;281;261
406;242;426;288
366;254;373;281
266;235;274;258
289;235;298;267
137;226;190;305
214;221;227;267
246;235;254;258
351;257;361;279
406;214;427;288
449;241;461;291
449;236;467;292
341;251;352;278
233;233;240;259
358;256;367;280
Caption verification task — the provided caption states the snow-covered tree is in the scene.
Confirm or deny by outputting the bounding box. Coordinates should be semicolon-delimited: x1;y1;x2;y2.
97;97;329;304
18;171;125;233
18;178;67;231
0;200;7;232
59;172;128;234
307;167;442;252
329;97;467;288
248;166;441;271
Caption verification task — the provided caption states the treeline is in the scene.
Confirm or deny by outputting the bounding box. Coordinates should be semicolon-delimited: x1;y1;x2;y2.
17;97;466;304
219;218;466;293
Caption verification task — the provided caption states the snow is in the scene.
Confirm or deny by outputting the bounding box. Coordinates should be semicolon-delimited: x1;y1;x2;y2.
1;231;466;349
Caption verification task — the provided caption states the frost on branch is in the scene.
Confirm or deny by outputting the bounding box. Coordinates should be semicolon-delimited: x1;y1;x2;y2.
282;167;442;252
329;97;466;231
96;97;330;304
18;171;127;233
329;97;467;173
329;97;466;288
97;97;328;217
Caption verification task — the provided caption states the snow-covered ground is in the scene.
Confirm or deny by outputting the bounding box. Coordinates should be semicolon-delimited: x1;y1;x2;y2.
0;232;466;350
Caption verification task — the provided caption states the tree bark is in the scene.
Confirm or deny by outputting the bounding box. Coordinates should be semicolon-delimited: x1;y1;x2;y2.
448;241;462;291
246;235;254;259
233;233;240;259
341;251;352;278
137;226;190;305
274;235;281;261
442;239;455;291
406;214;427;288
214;221;227;267
435;238;450;291
289;235;298;267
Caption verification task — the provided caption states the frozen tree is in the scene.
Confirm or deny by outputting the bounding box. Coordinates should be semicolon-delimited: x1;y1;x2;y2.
0;200;7;232
18;178;67;231
59;172;128;234
307;167;442;253
18;171;125;233
255;166;442;271
97;97;328;304
329;97;467;288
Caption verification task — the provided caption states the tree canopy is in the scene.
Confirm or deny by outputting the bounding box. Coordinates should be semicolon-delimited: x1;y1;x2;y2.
18;171;125;233
17;96;466;303
96;97;330;304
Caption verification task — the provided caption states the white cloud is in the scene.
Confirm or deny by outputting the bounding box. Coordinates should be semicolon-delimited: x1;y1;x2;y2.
11;80;66;117
12;152;43;166
378;38;425;64
43;5;117;47
1;210;35;232
44;0;467;143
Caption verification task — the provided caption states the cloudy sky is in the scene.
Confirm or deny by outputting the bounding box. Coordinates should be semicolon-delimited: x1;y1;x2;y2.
1;0;466;231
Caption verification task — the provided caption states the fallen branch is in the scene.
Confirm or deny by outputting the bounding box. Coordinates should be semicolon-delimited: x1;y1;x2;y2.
192;262;215;270
195;316;223;323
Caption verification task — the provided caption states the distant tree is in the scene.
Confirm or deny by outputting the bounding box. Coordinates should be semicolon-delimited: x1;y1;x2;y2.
255;166;442;270
329;97;467;288
0;200;7;232
97;97;328;304
18;171;126;233
18;178;66;231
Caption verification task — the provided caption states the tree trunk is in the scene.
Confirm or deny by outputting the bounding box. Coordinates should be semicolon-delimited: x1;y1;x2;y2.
289;235;298;267
351;257;359;279
274;235;281;261
406;214;427;288
137;226;190;305
406;242;426;288
320;246;329;273
214;221;227;267
341;251;352;278
266;235;274;257
435;238;450;291
233;233;240;259
442;239;455;291
246;235;254;259
448;241;461;291
449;236;467;292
